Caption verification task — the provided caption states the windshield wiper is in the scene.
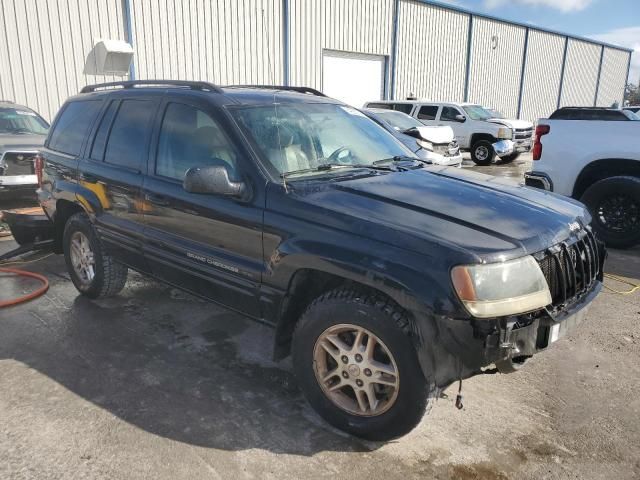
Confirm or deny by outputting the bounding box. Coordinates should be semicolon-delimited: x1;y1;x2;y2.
280;162;394;179
374;155;428;167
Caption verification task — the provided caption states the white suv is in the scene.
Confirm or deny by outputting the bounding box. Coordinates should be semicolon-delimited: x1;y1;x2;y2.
365;101;532;165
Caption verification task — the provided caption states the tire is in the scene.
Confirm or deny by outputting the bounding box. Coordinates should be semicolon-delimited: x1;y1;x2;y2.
580;176;640;249
495;355;530;374
470;140;496;166
499;152;520;164
292;288;437;441
63;212;128;298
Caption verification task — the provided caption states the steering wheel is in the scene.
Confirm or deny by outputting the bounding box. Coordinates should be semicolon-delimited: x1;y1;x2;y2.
327;146;354;163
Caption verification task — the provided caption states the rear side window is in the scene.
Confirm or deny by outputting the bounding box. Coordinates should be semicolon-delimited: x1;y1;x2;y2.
104;100;156;170
366;103;393;110
48;100;102;156
156;103;238;181
440;106;460;121
417;105;438;120
390;103;413;114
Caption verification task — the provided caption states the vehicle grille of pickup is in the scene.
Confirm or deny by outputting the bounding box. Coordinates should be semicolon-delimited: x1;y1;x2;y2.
514;128;533;140
536;228;601;313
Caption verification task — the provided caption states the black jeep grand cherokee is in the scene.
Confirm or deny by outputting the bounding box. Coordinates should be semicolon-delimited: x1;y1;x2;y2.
38;81;604;440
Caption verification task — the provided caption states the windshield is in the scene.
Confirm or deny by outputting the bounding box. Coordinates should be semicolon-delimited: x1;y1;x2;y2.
233;103;411;177
462;105;493;121
486;108;504;119
0;108;49;135
375;110;423;131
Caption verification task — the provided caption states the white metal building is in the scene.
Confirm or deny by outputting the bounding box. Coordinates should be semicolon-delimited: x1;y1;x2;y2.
0;0;632;122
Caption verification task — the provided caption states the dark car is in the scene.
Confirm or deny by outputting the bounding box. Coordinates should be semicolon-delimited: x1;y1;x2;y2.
549;107;638;121
0;100;49;195
37;81;605;440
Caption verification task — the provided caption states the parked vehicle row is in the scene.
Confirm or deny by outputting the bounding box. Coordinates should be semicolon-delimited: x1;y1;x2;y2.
31;81;605;440
364;100;533;166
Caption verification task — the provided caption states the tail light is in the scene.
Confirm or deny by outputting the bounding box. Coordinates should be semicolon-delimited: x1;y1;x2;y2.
532;124;550;160
34;154;44;187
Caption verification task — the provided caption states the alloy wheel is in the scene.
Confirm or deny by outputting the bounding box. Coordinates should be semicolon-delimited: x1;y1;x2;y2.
69;231;95;285
313;324;400;417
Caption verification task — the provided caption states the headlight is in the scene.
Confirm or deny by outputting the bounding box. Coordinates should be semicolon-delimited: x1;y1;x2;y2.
451;255;551;318
497;127;512;139
417;139;433;151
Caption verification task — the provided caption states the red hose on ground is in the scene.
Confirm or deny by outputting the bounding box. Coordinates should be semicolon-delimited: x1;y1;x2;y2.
0;267;49;308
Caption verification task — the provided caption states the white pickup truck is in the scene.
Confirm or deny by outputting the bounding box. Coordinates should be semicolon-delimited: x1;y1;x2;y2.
525;114;640;248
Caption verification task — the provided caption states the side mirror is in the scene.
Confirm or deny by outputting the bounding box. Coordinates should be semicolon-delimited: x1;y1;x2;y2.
183;165;246;197
454;114;466;123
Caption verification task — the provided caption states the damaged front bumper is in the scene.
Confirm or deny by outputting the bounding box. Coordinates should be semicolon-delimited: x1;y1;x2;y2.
417;281;602;388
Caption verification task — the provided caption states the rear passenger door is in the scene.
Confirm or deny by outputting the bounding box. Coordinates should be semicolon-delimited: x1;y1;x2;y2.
141;97;263;317
78;96;159;272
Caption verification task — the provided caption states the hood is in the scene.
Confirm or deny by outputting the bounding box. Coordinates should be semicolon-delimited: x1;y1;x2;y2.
291;166;588;263
0;133;46;152
487;118;533;129
415;126;454;144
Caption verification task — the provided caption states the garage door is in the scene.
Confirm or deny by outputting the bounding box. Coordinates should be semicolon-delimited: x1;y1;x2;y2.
322;51;386;108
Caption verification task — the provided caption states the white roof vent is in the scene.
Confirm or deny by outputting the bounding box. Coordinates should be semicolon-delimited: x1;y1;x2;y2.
84;39;133;76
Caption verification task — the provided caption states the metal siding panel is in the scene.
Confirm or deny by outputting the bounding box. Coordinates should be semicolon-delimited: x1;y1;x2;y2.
560;39;600;107
468;17;526;118
519;30;565;121
395;1;468;102
596;48;630;107
289;0;393;89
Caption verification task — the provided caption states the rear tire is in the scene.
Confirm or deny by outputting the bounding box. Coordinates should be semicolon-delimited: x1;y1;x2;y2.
292;288;437;441
580;176;640;249
499;152;520;164
470;140;495;166
63;212;128;298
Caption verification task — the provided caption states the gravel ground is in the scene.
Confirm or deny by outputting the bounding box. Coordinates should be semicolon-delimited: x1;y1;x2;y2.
1;156;639;479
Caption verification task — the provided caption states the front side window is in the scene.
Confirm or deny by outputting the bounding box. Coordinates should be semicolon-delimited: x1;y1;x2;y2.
156;103;238;181
417;105;438;120
440;106;461;121
48;100;102;156
0;108;49;135
233;103;409;177
104;100;156;170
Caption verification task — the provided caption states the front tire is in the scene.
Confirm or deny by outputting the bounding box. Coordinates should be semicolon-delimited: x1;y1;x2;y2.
580;176;640;249
63;212;128;298
292;289;436;441
470;140;496;165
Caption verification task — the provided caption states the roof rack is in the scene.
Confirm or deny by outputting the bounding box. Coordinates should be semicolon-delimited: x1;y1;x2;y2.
225;85;326;97
80;80;224;94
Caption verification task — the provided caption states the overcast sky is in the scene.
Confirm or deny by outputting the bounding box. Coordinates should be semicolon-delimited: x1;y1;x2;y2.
437;0;640;85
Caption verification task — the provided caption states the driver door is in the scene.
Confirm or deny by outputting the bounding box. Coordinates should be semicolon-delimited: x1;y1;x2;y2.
141;98;263;317
437;106;468;147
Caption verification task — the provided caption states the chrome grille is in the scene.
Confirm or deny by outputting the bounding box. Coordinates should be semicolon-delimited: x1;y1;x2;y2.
514;128;533;140
536;228;601;311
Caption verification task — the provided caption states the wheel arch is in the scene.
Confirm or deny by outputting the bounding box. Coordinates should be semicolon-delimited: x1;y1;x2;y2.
52;199;86;253
470;133;497;147
572;158;640;199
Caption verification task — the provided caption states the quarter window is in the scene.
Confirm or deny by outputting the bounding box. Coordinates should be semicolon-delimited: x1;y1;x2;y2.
104;100;156;170
417;105;438;120
156;103;237;181
90;101;119;161
48;100;102;156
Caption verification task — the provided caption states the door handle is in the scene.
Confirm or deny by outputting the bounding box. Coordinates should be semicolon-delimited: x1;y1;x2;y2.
145;193;170;206
79;173;99;183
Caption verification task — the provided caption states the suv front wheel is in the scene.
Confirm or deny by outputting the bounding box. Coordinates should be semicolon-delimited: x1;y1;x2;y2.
63;212;128;298
292;288;437;441
470;140;496;165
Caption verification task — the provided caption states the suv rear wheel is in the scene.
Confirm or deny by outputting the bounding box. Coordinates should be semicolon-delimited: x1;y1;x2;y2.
63;212;128;298
471;140;495;165
580;176;640;249
292;288;436;441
